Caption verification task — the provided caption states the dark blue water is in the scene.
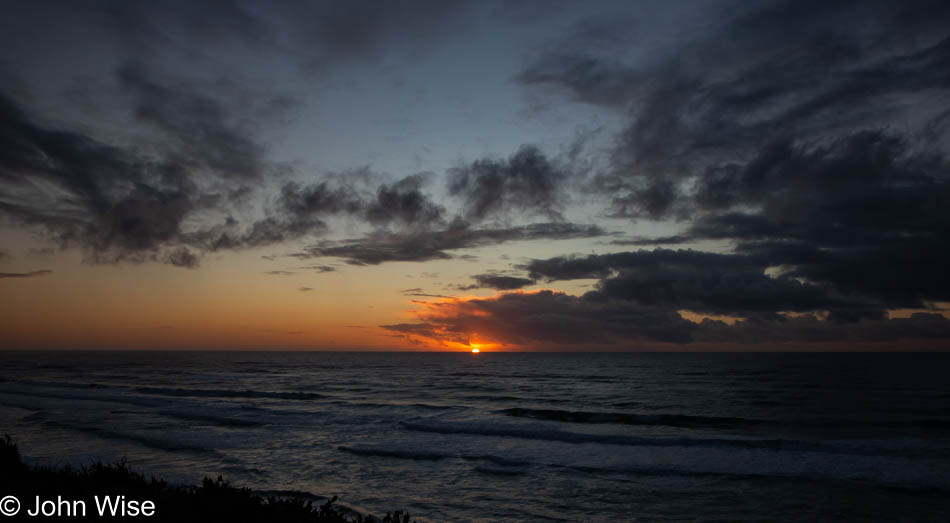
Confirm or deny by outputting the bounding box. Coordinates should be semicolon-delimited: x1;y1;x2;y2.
1;352;949;521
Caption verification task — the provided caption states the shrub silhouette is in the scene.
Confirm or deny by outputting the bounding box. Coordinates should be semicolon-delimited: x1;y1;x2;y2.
0;435;413;522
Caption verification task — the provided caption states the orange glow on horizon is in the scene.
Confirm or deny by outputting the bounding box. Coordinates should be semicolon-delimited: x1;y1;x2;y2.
396;291;555;350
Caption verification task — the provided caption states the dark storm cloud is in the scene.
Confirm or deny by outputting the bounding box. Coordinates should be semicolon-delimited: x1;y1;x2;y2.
593;262;865;316
459;274;535;291
383;290;698;345
0;269;51;279
294;220;606;265
447;145;569;221
384;291;950;347
481;137;950;343
500;0;950;346
525;249;790;283
521;0;950;218
686;131;950;308
525;249;872;316
693;312;950;345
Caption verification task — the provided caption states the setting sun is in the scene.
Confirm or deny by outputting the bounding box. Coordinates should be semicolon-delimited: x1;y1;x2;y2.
471;348;480;353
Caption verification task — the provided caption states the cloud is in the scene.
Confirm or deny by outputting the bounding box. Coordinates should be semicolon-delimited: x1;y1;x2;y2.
609;235;693;246
692;312;950;345
366;174;445;229
685;131;950;308
2;88;590;268
277;179;364;219
512;0;950;326
298;265;336;273
0;89;208;264
525;248;873;316
400;287;454;298
0;1;477;268
399;287;453;298
383;290;950;348
0;269;51;279
186;179;363;249
4;1;475;79
0;51;312;267
164;247;199;268
517;53;642;108
459;274;535;291
521;0;950;219
475;237;950;346
293;220;606;265
298;286;313;291
448;145;570;221
382;290;699;346
117;64;270;181
185;171;448;253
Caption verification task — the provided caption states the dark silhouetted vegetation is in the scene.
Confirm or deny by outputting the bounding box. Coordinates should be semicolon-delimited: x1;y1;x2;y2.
0;435;413;522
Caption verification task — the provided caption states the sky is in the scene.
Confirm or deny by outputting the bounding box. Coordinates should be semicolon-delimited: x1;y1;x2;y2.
1;0;949;351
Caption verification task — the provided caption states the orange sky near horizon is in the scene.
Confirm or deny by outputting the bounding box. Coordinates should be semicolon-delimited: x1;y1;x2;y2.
3;237;950;351
0;237;597;350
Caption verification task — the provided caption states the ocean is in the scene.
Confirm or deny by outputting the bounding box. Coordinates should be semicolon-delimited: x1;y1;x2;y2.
1;351;948;521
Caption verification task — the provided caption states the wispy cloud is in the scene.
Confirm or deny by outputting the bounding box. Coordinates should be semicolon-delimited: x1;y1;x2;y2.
458;274;535;291
0;270;51;279
293;221;606;265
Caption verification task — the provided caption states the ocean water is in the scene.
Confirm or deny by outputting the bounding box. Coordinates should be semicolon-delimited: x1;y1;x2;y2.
1;351;948;521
